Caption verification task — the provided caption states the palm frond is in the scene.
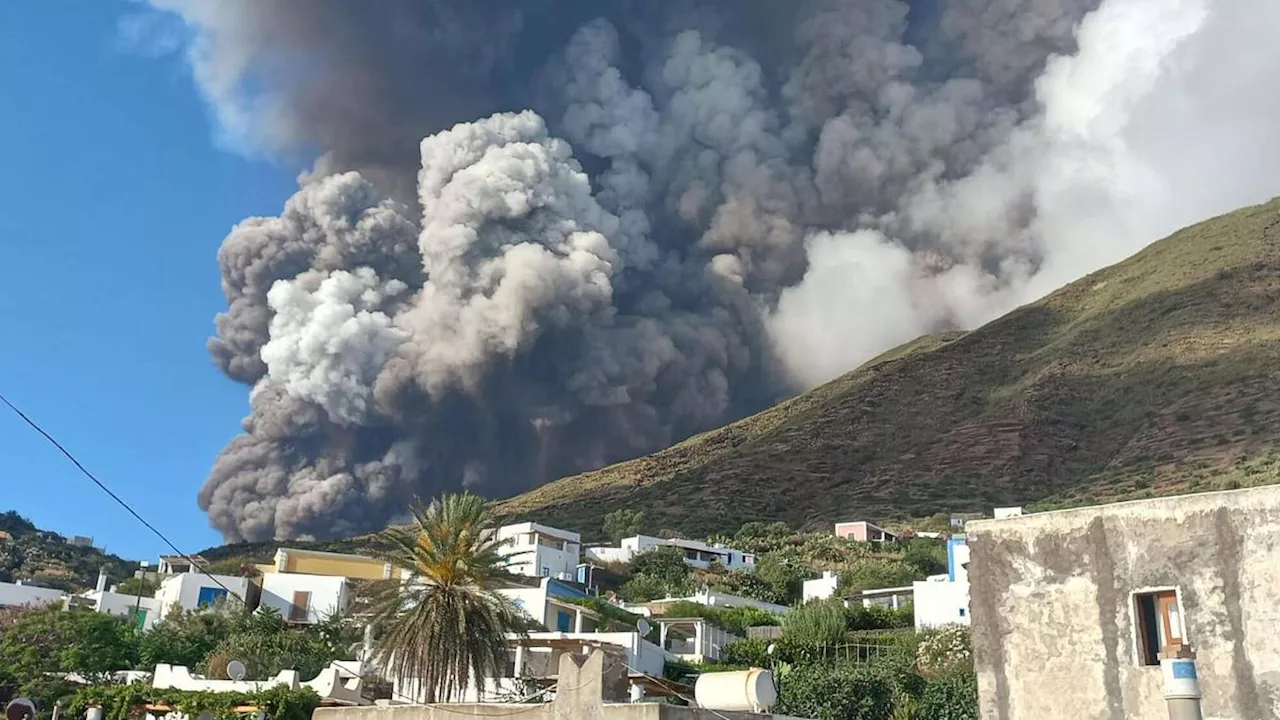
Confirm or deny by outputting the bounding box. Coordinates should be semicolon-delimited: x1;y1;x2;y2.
366;493;528;702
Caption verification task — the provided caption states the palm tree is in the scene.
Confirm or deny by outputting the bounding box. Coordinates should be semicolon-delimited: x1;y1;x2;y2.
367;492;526;703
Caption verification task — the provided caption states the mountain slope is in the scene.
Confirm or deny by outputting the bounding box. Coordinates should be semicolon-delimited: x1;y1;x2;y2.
0;511;140;592
495;198;1280;539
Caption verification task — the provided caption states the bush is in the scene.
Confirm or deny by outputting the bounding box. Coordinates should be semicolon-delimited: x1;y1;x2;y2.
919;670;978;720
900;540;948;577
629;547;692;586
754;556;809;605
840;559;921;593
721;638;771;667
775;663;895;720
601;509;645;543
734;521;792;541
659;601;779;635
916;626;972;678
782;600;846;645
845;603;914;631
114;577;159;598
710;569;789;605
617;574;668;603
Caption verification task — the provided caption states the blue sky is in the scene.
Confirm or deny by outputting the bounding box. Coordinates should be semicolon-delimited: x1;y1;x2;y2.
0;2;300;560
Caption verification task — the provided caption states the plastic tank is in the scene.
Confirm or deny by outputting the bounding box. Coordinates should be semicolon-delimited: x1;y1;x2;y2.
693;669;778;712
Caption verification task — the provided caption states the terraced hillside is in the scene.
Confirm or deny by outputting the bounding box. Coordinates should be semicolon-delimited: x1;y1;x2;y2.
495;198;1280;539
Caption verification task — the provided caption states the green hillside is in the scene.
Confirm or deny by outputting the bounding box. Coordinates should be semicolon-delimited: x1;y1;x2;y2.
495;198;1280;539
0;511;140;592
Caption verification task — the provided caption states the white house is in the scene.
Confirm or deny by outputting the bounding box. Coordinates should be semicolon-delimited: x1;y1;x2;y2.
156;555;208;575
498;577;603;633
0;580;65;608
803;570;840;602
149;572;251;629
622;588;789;617
70;589;157;627
846;585;913;610
585;535;756;571
496;522;581;581
912;535;970;629
259;573;349;624
63;570;155;627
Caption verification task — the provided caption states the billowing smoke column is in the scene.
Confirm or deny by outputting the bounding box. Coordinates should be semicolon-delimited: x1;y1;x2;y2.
144;0;1280;540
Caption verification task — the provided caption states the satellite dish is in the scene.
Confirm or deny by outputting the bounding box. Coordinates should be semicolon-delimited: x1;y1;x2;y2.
6;698;36;720
226;660;248;681
636;619;651;636
766;643;778;656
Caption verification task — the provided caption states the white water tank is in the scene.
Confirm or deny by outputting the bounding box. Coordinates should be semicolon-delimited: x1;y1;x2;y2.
693;669;777;712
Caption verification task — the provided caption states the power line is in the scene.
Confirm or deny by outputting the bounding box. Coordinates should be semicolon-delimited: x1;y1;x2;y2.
0;390;247;605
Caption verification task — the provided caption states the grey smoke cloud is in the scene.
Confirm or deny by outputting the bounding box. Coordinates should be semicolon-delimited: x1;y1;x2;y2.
147;0;1280;541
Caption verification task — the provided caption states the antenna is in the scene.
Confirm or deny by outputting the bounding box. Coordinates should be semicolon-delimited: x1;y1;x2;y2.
6;699;36;720
226;660;248;681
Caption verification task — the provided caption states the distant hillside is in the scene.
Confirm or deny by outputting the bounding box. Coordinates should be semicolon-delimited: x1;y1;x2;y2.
495;198;1280;539
0;511;140;592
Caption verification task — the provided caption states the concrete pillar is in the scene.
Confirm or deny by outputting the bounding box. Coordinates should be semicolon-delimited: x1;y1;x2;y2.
659;622;668;650
574;608;584;633
514;644;526;678
695;622;705;658
1162;646;1203;720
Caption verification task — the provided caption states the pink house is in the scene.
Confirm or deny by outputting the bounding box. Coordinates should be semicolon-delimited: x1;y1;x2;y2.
834;521;898;543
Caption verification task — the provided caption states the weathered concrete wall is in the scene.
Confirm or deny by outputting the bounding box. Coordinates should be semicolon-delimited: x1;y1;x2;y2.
967;486;1280;720
318;650;810;720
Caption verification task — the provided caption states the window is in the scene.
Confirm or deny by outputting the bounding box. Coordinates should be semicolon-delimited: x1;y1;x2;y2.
1134;589;1184;666
556;610;572;632
958;608;966;618
540;566;551;577
196;587;228;608
290;591;312;622
537;536;566;551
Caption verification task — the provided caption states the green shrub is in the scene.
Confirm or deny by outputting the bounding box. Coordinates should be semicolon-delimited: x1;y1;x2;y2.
845;603;914;631
601;509;645;543
659;601;780;635
711;569;790;605
775;663;895;720
782;600;847;645
919;670;978;720
840;559;921;593
617;574;669;603
721;638;771;667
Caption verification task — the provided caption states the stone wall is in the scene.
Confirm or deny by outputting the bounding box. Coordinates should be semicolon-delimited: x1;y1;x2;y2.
967;486;1280;720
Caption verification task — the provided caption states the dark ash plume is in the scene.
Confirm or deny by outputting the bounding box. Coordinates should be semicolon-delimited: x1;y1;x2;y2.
146;0;1280;540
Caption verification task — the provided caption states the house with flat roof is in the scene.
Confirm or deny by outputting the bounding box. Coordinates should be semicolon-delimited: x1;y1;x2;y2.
967;486;1280;720
913;535;970;630
262;547;403;581
585;535;756;571
495;522;582;581
833;521;898;543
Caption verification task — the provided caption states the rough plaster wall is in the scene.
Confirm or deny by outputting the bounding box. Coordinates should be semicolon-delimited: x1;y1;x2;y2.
967;486;1280;720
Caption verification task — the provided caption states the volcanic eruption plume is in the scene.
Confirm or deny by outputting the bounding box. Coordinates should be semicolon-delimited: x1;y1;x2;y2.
142;0;1280;541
